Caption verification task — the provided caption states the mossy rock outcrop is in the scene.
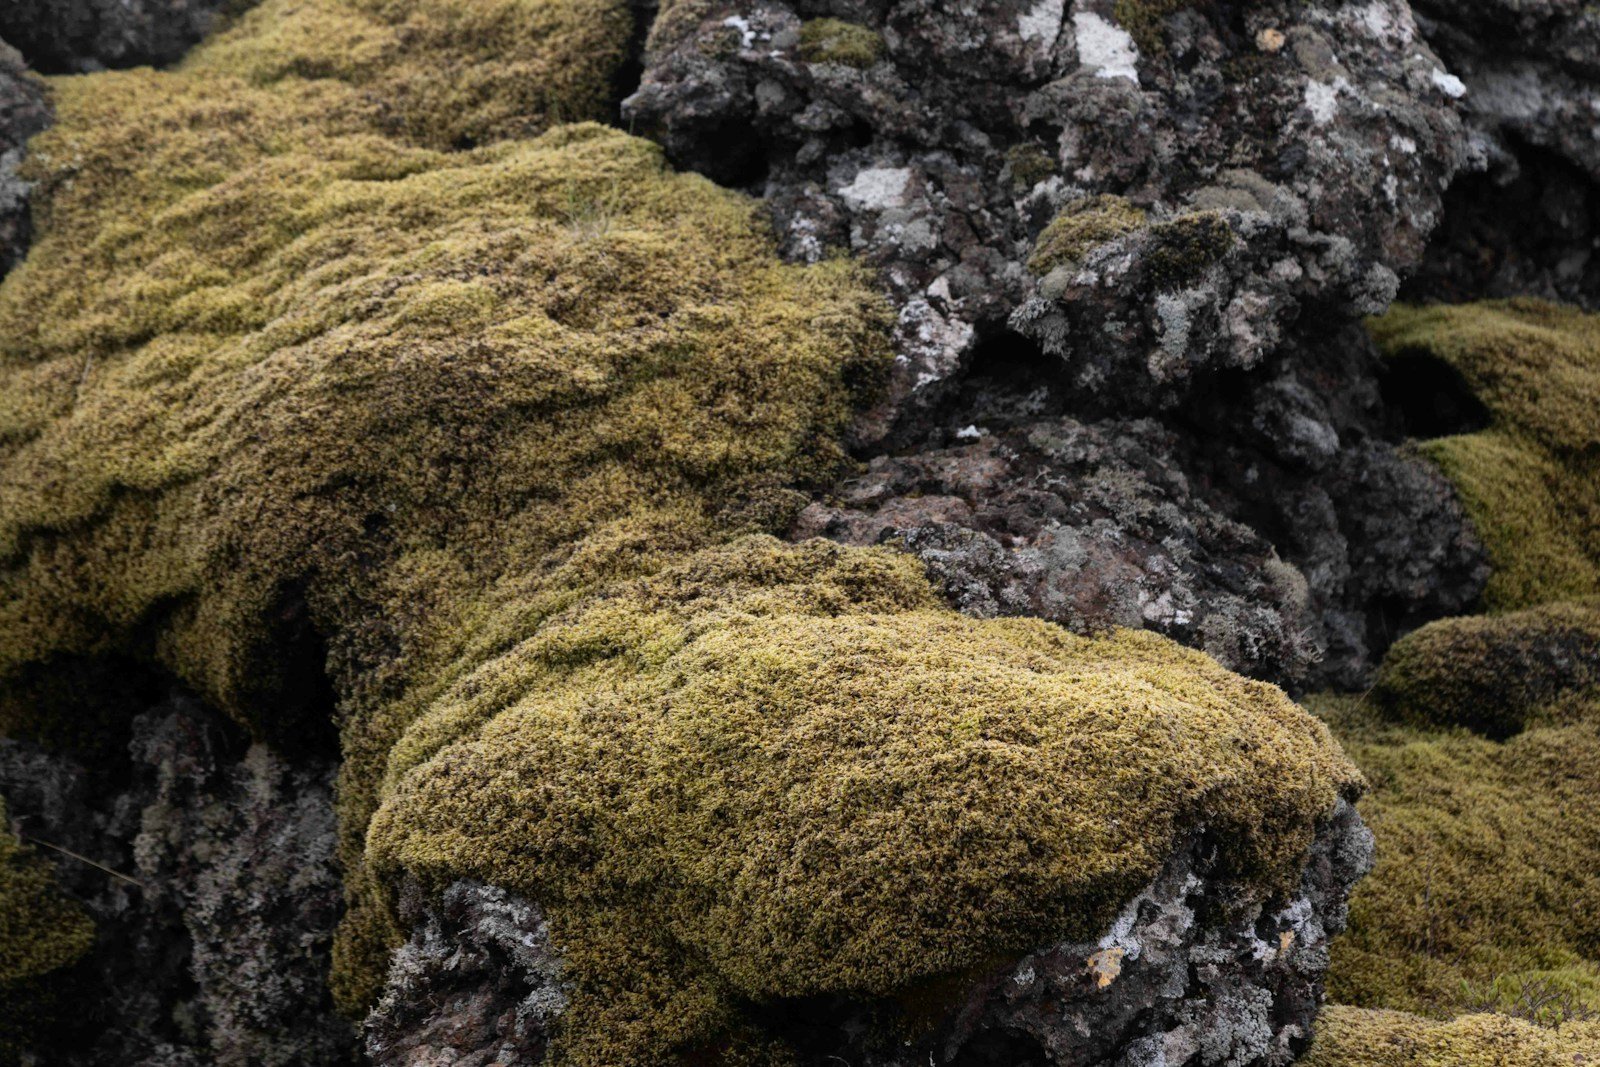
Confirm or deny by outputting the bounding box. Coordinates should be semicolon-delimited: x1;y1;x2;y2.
0;0;1368;1061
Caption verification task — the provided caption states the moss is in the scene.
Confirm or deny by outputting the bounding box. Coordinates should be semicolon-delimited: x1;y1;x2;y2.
1005;143;1058;190
0;0;1365;1061
798;18;885;68
188;0;632;149
0;801;95;1055
1369;301;1600;611
1304;1006;1600;1065
1146;212;1234;289
1026;194;1147;275
1372;600;1600;738
1315;695;1600;1021
1111;0;1193;56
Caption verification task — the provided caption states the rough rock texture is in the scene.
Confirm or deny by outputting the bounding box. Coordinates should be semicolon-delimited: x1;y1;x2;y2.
0;0;243;73
367;802;1373;1067
797;321;1487;688
626;0;1469;436
0;40;48;276
1402;0;1600;308
626;0;1489;688
0;690;356;1066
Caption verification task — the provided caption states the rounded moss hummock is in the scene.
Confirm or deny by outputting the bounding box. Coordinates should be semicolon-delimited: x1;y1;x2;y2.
1372;600;1600;738
1369;300;1600;611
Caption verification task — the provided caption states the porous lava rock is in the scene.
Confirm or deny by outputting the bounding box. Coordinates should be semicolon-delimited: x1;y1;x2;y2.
0;0;244;73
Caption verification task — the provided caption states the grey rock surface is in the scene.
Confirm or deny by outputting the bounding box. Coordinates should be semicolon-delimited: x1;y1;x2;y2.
0;0;242;73
626;0;1469;440
0;691;356;1067
0;38;49;276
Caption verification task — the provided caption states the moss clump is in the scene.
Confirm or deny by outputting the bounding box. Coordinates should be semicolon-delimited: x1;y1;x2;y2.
1304;1006;1600;1065
1146;211;1234;289
1369;301;1600;611
1316;695;1600;1021
1026;194;1147;275
370;540;1360;1061
188;0;632;149
798;18;885;68
0;801;95;1054
1112;0;1193;55
1372;600;1600;738
1005;143;1058;190
0;0;1364;1061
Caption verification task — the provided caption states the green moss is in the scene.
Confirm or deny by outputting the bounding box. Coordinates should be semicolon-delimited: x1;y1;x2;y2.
1111;0;1192;56
1315;695;1600;1021
1305;1006;1600;1065
1005;144;1058;190
0;801;95;1055
1372;600;1600;738
1026;195;1147;275
1146;212;1234;289
1369;301;1600;611
188;0;632;149
0;1;1364;1061
799;18;885;68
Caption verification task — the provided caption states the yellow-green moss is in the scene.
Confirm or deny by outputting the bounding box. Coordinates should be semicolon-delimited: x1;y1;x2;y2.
1369;300;1600;611
0;1;1365;1061
1026;194;1147;275
1146;212;1235;289
0;801;95;1054
189;0;632;149
1005;143;1058;189
1372;600;1600;737
1305;1006;1600;1065
1111;0;1191;56
1316;695;1600;1021
798;18;885;68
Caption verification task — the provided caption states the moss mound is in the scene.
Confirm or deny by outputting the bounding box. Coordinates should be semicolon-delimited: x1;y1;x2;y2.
0;0;1364;1061
1305;1006;1600;1066
1317;695;1600;1021
798;18;884;68
1370;300;1600;611
0;801;95;1054
1372;600;1600;737
1026;194;1148;275
371;539;1359;1061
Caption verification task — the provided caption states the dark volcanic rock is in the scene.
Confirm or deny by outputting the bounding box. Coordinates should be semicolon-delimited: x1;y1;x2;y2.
0;691;356;1067
0;0;241;73
0;38;49;276
367;803;1373;1067
626;0;1469;441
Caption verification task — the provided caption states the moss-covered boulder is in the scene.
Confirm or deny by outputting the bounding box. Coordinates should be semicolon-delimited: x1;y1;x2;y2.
1370;300;1600;611
0;0;1368;1061
1372;600;1600;737
1305;1006;1600;1065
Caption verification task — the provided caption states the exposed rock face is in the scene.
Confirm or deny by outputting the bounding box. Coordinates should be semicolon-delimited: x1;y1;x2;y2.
1402;0;1600;308
0;691;356;1066
367;803;1373;1066
627;0;1489;687
0;39;49;275
0;0;240;73
626;0;1469;437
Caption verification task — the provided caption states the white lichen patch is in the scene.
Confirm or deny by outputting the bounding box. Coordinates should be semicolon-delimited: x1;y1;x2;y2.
1019;0;1067;43
1072;10;1140;82
1303;78;1351;125
838;165;913;210
1431;66;1468;98
721;14;756;49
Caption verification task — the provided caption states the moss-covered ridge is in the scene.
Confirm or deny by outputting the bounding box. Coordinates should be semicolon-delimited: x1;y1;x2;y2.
0;0;1363;1061
1305;1006;1600;1066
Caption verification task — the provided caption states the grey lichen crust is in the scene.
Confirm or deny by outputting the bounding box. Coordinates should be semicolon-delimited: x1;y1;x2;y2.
0;0;243;73
366;802;1374;1067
